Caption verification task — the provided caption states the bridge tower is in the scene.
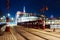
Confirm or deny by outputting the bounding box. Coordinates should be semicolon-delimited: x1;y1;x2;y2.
5;0;10;32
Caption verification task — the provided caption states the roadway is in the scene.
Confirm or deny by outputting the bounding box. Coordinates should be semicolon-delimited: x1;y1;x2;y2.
0;25;60;40
14;26;60;40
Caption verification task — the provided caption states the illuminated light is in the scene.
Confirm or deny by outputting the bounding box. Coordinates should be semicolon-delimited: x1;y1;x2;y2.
47;22;50;24
50;15;54;18
16;11;21;15
1;17;3;20
16;14;19;18
16;11;25;15
52;22;54;24
23;6;25;13
41;15;45;17
8;13;10;16
11;17;14;20
3;16;5;18
17;16;38;22
46;6;48;10
7;24;10;27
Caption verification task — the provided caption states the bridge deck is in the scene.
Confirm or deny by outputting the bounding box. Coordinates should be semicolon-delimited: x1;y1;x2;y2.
0;32;15;40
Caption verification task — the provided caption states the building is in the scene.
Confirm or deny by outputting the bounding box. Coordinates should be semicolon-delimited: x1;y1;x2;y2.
46;18;60;28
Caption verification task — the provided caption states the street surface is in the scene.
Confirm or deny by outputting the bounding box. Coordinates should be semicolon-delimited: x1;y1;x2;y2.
14;26;60;40
0;25;60;40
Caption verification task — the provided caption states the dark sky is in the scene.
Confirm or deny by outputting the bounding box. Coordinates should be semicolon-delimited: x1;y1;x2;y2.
0;0;60;18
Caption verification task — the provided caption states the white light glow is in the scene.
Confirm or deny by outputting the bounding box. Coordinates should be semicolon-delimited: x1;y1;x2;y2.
17;16;38;22
3;16;5;18
8;13;10;16
11;17;14;20
1;17;3;20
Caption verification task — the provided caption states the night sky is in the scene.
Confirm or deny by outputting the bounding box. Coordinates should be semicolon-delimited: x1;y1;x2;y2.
0;0;60;18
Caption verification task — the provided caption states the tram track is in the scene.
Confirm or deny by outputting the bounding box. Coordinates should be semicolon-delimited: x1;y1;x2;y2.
21;26;60;38
14;28;29;40
14;27;49;40
26;29;60;38
16;26;60;40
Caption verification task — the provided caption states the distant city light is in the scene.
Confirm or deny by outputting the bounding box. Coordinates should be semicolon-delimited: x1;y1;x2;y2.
11;17;14;20
3;16;5;18
23;6;26;13
8;13;10;17
50;15;54;18
1;17;3;20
